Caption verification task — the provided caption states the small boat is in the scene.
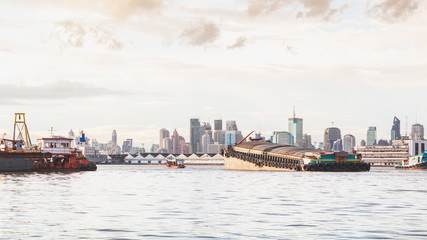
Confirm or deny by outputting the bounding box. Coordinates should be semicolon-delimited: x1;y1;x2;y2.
166;157;185;168
395;152;427;170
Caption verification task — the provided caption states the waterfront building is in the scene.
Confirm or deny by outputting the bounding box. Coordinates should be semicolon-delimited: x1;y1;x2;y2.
288;111;303;147
122;139;133;153
324;127;341;151
411;123;424;140
355;145;409;166
408;139;427;156
159;128;170;148
367;127;377;146
190;118;201;153
226;120;238;131
343;134;356;153
271;131;293;145
214;119;222;131
391;116;401;142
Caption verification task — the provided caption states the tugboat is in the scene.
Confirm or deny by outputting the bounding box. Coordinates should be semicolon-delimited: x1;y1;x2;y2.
395;151;427;170
35;137;97;172
166;157;185;168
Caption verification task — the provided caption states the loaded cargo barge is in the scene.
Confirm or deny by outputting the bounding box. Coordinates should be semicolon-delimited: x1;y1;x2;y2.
223;141;370;172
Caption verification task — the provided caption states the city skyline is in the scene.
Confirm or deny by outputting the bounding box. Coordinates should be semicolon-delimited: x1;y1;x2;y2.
0;1;426;148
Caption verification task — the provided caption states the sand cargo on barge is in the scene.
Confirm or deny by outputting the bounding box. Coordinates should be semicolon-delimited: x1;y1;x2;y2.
223;141;370;172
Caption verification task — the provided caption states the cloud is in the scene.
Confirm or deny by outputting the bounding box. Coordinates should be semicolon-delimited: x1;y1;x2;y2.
366;0;419;23
104;0;164;19
180;20;220;46
246;0;346;20
63;0;164;20
55;20;124;49
0;80;129;104
227;37;247;49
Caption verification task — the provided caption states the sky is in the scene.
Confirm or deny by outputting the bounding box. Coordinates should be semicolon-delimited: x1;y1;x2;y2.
0;0;426;149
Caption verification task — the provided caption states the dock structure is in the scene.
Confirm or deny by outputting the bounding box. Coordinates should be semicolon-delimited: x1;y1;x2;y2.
224;141;370;172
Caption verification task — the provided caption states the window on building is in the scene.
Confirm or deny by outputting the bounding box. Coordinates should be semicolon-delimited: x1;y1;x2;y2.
415;143;419;155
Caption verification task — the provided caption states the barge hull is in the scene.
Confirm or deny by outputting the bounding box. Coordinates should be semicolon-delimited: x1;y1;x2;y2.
0;158;34;172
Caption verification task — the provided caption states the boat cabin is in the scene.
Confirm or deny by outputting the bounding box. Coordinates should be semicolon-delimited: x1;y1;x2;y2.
0;139;25;151
38;137;73;155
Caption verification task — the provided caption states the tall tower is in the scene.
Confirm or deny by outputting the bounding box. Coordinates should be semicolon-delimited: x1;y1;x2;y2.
324;127;341;151
172;129;180;154
13;113;32;147
391;116;401;142
159;128;170;148
367;127;377;146
112;130;117;154
190;118;201;153
288;108;303;147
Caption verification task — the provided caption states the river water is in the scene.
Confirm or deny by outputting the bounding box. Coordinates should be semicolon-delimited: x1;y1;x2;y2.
1;165;427;239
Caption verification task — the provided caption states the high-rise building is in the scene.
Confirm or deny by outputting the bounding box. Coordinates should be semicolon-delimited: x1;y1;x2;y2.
190;118;201;153
201;122;213;142
271;131;293;145
201;133;212;153
111;130;117;154
343;134;356;153
214;119;222;131
172;129;180;154
391;116;401;142
360;140;366;146
324;127;341;151
411;123;424;140
226;121;238;131
213;130;225;144
122;139;133;153
367;127;377;146
159;128;170;148
162;138;172;153
332;139;342;151
68;129;75;138
288;110;303;147
150;144;159;153
302;134;313;149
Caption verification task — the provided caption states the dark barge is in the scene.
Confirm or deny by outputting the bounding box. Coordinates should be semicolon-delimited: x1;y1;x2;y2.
223;141;370;172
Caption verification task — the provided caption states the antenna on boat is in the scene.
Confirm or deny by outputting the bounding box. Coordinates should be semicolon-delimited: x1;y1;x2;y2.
13;113;32;147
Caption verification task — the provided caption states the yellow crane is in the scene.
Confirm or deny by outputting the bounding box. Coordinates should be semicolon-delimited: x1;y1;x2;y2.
13;113;32;147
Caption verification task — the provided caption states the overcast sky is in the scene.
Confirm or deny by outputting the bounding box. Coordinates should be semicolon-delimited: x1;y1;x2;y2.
0;0;426;148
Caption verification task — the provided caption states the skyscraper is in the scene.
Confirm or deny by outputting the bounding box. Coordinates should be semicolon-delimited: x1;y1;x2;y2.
367;126;377;146
172;129;180;154
411;123;424;140
214;119;222;131
201;133;212;154
391;116;401;142
271;131;293;145
226;120;238;131
288;109;303;147
190;118;201;153
111;130;117;154
343;134;356;153
324;127;341;151
122;139;133;153
302;134;313;149
159;128;170;148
